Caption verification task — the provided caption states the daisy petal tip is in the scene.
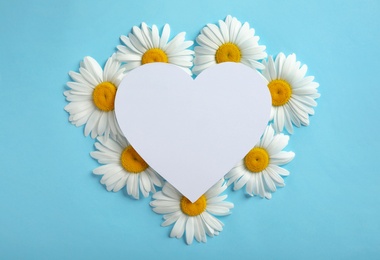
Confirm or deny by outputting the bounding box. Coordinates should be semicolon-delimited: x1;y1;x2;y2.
151;182;233;243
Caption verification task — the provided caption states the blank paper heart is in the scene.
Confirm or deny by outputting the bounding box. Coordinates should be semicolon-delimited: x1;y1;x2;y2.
115;62;271;202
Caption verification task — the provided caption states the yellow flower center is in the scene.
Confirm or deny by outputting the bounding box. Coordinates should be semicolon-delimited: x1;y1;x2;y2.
141;48;168;64
215;42;241;63
180;195;207;216
120;145;149;173
268;79;292;106
244;147;270;173
92;82;117;112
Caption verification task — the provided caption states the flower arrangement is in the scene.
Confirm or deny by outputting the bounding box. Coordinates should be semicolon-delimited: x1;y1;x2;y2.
64;15;319;245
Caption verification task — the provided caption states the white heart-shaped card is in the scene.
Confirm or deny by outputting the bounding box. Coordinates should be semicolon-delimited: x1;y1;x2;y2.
115;62;271;202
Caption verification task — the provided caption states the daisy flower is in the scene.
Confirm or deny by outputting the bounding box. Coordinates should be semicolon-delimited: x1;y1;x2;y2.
116;23;194;75
150;179;233;245
90;135;163;199
226;125;295;199
192;15;267;75
261;53;320;134
64;55;125;139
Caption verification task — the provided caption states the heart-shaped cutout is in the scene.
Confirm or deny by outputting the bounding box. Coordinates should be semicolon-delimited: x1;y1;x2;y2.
115;62;271;202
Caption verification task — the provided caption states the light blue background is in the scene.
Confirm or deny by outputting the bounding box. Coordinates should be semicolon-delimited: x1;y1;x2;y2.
1;0;379;259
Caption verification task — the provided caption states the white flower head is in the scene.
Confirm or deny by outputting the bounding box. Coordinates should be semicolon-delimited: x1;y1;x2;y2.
261;53;320;134
64;54;125;139
226;125;295;199
150;179;233;245
193;15;267;75
116;23;194;75
90;135;163;199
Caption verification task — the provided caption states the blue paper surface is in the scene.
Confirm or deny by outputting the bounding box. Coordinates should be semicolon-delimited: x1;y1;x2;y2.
1;0;380;258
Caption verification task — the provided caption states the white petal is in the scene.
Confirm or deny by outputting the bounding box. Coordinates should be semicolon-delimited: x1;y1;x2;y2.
270;151;295;165
104;172;123;190
147;169;163;187
151;199;179;208
132;25;149;50
84;110;100;137
192;61;216;75
196;34;220;50
275;106;285;133
205;179;225;198
129;33;148;53
162;183;181;200
206;205;231;216
152;191;177;201
259;125;275;148
113;175;128;192
266;134;289;155
140;171;152;195
151;24;160;47
185;217;195;245
233;171;250;190
126;173;136;198
256;172;266;198
170;215;187;238
194;45;216;55
119;35;142;54
140;22;153;49
204;24;224;45
269;164;290;176
266;167;285;187
83;56;103;84
283;107;294;134
161;211;181;226
79;67;99;87
246;176;255;196
159;24;170;48
152;205;181;214
96;112;107;136
69;71;94;88
202;212;223;232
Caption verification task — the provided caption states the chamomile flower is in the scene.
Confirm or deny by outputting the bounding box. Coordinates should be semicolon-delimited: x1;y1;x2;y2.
226;125;295;199
64;55;125;139
150;179;233;245
192;15;267;75
261;53;320;134
116;23;194;75
90;135;163;199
